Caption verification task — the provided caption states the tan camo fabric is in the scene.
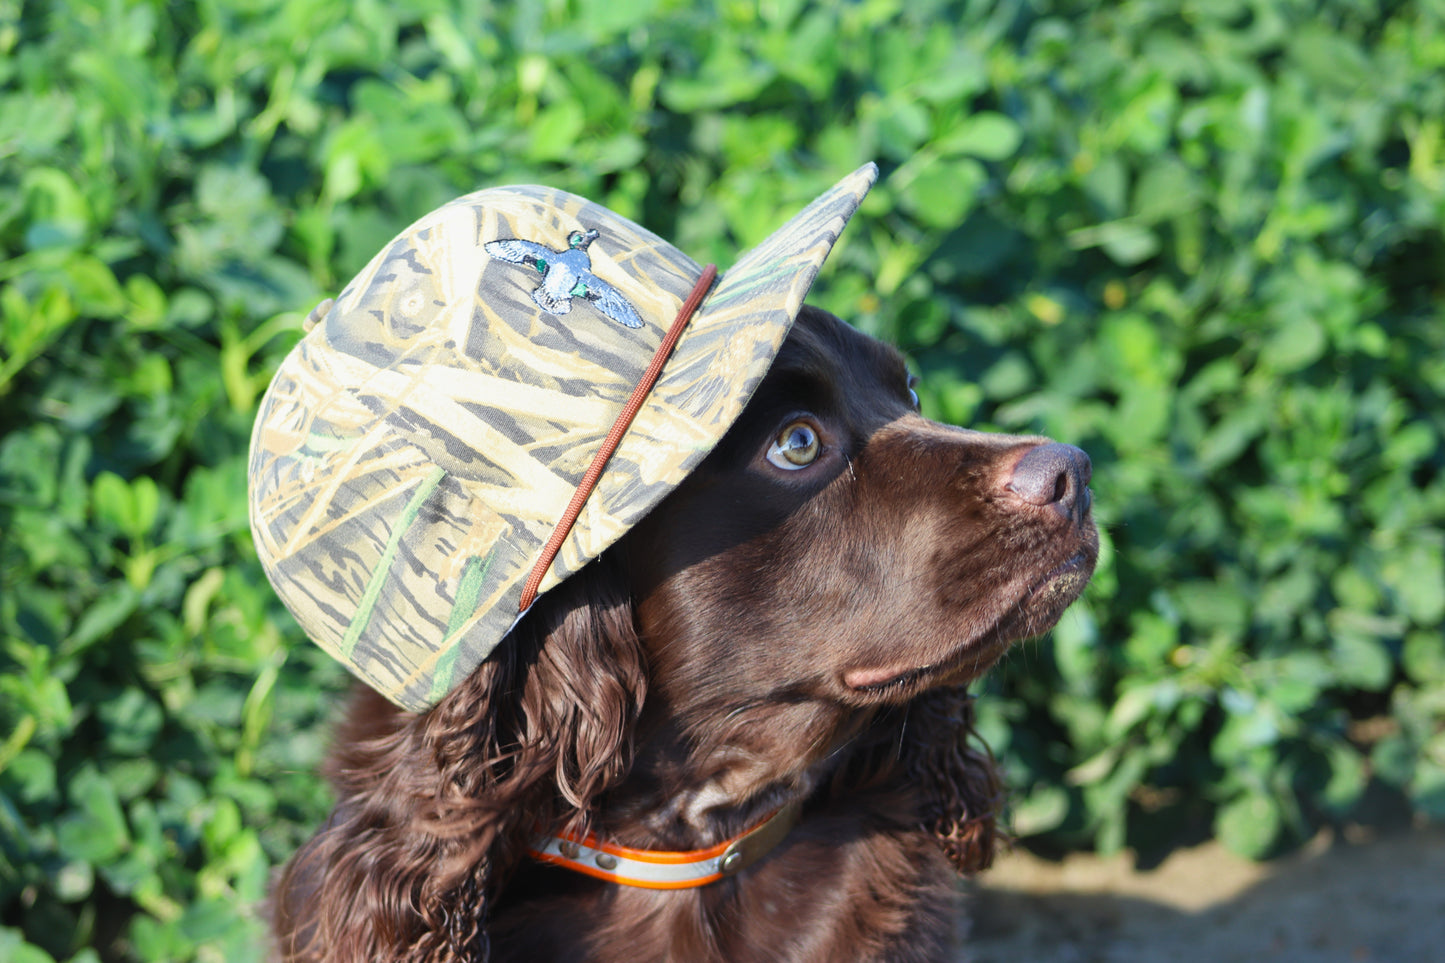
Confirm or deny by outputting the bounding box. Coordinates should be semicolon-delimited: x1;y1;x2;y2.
248;164;878;711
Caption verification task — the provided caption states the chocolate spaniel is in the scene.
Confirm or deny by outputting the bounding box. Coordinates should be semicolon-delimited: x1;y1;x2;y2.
272;305;1098;962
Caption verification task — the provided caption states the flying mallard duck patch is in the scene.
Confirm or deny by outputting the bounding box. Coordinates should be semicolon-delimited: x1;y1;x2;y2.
485;229;644;329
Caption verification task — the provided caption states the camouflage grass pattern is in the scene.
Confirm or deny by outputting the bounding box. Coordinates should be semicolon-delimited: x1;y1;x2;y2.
249;165;877;710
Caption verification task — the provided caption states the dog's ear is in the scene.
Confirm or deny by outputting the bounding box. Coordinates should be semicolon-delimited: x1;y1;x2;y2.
905;686;1006;875
271;556;647;963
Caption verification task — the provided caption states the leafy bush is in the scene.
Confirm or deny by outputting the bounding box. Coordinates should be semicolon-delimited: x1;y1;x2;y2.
2;0;1441;959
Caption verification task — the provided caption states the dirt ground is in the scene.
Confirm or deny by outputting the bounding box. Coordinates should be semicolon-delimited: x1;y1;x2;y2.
962;824;1445;962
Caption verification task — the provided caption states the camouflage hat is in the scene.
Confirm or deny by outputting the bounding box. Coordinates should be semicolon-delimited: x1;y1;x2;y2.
248;163;878;711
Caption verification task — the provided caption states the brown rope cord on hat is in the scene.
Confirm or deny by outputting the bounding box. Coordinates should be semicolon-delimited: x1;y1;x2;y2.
518;264;719;613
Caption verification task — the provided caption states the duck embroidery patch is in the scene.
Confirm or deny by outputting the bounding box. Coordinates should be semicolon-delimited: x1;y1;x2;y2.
485;229;644;329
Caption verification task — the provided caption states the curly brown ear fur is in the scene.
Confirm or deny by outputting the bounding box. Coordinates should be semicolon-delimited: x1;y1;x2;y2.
271;557;647;963
904;686;1005;874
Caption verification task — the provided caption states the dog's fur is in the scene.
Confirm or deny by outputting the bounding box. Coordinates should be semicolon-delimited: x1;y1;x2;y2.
272;306;1099;962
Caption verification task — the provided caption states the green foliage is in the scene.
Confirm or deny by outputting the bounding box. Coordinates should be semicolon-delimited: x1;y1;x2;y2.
936;0;1445;863
2;0;1442;957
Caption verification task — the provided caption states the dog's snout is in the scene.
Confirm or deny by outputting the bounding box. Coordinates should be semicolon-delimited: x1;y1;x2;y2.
1007;443;1092;521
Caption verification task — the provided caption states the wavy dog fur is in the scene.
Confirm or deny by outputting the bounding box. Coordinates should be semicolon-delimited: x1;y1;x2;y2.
272;306;1098;962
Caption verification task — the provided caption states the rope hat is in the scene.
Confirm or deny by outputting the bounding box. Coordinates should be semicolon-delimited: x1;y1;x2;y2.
248;163;878;711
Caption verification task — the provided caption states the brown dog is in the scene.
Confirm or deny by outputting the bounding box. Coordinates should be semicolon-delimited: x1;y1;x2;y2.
273;304;1098;963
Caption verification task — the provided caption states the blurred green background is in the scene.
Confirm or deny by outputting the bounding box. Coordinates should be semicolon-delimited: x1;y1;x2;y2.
2;0;1442;959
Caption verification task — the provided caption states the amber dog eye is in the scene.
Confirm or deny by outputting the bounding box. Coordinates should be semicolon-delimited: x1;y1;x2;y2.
766;421;821;470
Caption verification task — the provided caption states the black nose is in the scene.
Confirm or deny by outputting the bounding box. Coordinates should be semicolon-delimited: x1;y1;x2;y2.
1007;443;1092;522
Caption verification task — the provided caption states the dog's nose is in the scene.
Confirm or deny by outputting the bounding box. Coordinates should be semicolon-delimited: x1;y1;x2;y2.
1007;443;1092;522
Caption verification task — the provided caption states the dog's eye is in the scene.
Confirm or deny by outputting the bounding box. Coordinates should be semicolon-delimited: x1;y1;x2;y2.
907;374;921;411
766;421;821;470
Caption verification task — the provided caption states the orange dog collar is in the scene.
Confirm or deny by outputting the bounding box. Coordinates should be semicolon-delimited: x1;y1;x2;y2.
529;800;802;890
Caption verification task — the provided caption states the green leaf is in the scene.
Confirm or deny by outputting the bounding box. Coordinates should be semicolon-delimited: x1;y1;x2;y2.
575;0;662;36
321;118;386;203
978;351;1034;401
97;689;164;756
1066;216;1162;265
1385;539;1445;625
1403;630;1445;686
56;766;131;864
63;255;126;317
91;471;135;532
52;859;94;902
1260;316;1326;373
0;928;59;963
1105;684;1157;741
128;914;187;963
1094;222;1160;266
660;46;776;111
1329;630;1393;691
0;283;79;389
1197;404;1267;470
941;112;1022;161
899;157;986;229
0;424;63;504
1215;790;1282;859
1131;159;1201;223
528;99;586;162
1319;742;1367;814
1051;600;1099;694
63;582;140;658
1213;705;1281;761
177;899;247;944
1009;784;1070;836
5;749;57;804
1172;580;1249;636
1371;733;1415;789
874;99;932;160
105;758;160;800
1260;654;1331;714
21;166;91;249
